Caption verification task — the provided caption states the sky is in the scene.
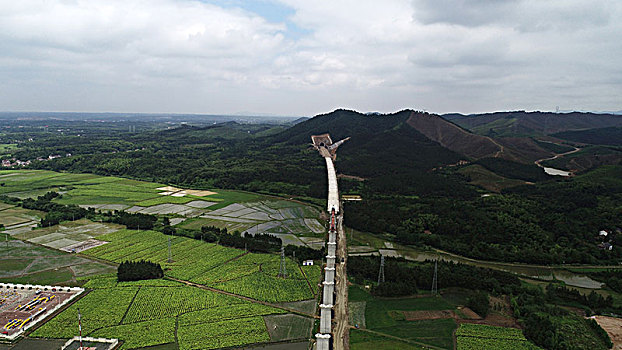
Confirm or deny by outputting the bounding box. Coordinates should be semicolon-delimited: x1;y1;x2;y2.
1;0;621;116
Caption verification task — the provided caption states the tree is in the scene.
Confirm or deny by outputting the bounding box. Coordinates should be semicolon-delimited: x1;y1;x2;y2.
467;291;490;317
117;260;163;282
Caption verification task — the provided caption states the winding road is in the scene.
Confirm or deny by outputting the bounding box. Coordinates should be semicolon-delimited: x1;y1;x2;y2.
534;142;581;171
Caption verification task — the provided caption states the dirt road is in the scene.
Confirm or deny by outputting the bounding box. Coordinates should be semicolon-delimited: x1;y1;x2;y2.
333;212;349;350
534;144;581;167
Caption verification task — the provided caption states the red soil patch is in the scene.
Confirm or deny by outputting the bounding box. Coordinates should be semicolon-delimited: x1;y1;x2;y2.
593;316;622;350
403;310;456;321
457;306;481;320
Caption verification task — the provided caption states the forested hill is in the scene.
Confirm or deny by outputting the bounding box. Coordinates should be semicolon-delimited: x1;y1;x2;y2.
269;109;465;175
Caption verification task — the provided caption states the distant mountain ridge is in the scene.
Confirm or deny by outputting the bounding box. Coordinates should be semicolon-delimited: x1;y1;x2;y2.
443;111;622;137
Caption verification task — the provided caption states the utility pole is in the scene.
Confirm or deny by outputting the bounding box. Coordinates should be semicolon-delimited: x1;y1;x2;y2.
168;235;172;263
378;254;385;284
77;308;83;349
431;260;438;295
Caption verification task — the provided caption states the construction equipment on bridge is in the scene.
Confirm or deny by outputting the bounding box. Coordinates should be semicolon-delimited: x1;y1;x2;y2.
327;137;350;150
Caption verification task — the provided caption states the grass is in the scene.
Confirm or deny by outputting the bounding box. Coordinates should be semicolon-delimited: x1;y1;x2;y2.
203;190;265;210
366;296;455;329
0;207;43;226
0;143;17;154
457;164;526;192
135;195;201;207
264;314;314;342
178;217;254;233
350;329;430;350
373;319;457;349
0;202;15;211
0;266;75;285
349;285;458;349
0;240;112;283
0;259;31;273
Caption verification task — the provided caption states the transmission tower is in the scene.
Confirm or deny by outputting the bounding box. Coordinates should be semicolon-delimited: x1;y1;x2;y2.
167;235;172;263
431;260;438;295
277;246;287;278
377;255;385;284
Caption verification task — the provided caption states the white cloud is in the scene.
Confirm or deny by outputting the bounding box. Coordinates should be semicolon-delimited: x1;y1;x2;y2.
0;0;621;115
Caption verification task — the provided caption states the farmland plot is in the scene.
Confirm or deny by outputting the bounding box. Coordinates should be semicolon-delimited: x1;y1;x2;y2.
32;277;287;350
0;240;113;283
456;324;542;350
80;229;320;303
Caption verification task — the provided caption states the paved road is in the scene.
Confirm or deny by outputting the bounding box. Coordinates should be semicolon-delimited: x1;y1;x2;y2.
333;212;349;350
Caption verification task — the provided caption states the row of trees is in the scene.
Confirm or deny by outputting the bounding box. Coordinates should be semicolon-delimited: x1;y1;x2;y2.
117;260;163;282
20;192;89;227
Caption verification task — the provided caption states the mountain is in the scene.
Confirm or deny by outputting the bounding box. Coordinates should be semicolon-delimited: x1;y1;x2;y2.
272;109;559;170
406;112;502;159
444;111;622;137
270;109;464;174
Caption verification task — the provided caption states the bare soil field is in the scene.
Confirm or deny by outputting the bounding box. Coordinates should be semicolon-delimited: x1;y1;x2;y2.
156;186;217;197
593;316;622;350
457;306;481;320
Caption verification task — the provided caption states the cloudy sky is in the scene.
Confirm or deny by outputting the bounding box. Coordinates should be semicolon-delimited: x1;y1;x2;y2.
1;0;620;116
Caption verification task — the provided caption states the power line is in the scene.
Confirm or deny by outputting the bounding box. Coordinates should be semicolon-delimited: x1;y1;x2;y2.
278;246;287;278
377;254;385;284
167;235;172;263
431;260;438;295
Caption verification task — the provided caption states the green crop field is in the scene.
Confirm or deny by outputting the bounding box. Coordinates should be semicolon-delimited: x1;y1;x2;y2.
0;170;252;209
32;275;288;350
81;229;320;302
456;324;543;350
